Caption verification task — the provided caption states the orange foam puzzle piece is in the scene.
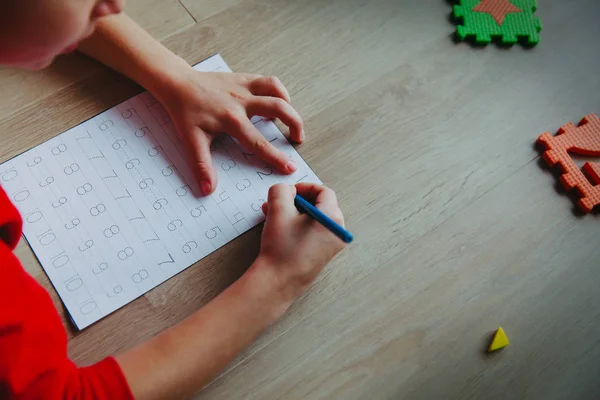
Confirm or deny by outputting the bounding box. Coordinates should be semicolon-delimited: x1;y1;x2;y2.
537;114;600;213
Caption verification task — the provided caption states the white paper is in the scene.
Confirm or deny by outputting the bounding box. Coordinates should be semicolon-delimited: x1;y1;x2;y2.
0;54;320;329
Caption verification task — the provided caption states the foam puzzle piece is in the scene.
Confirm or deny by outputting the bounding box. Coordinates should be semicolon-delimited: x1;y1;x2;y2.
488;327;510;352
537;114;600;213
453;0;542;46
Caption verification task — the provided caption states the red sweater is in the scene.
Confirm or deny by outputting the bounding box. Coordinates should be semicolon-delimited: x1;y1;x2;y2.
0;186;134;399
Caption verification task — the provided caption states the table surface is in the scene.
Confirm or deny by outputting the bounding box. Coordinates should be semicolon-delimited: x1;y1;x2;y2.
1;1;599;399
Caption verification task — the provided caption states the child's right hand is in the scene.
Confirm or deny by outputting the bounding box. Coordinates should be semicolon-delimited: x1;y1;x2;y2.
252;183;347;306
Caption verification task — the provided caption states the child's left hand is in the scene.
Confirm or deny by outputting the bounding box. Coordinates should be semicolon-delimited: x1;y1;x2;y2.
155;69;305;195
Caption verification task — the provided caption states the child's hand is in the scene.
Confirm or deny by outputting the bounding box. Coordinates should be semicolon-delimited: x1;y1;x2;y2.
253;183;346;304
158;70;304;195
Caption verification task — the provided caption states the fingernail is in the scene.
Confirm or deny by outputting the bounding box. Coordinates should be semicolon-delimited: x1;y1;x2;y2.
286;159;297;172
200;180;211;195
300;130;306;141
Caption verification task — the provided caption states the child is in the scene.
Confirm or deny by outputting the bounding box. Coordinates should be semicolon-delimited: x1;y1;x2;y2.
0;1;346;399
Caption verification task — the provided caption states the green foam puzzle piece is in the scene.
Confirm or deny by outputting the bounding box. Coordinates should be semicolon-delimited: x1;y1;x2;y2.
453;0;542;46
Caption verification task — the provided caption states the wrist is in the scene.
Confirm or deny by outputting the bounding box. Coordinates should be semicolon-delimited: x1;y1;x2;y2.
138;52;191;103
239;257;295;322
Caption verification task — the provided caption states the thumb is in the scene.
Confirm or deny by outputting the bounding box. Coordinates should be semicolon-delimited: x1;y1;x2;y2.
267;184;298;218
186;127;217;196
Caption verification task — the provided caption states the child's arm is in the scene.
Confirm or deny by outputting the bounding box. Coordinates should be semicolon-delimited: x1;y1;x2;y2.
116;183;346;399
78;14;304;196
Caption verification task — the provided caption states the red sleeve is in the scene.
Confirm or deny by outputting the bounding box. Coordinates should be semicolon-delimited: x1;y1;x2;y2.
0;186;134;400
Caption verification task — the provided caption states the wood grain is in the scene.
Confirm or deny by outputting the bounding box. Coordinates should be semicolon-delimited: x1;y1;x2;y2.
1;0;599;399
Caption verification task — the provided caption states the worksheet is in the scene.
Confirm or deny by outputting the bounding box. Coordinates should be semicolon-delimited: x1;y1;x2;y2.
0;54;319;329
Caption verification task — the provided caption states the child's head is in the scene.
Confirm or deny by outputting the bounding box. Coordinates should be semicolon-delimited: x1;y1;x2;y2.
0;0;125;70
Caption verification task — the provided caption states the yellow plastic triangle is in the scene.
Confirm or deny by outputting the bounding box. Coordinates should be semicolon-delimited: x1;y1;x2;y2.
488;327;510;352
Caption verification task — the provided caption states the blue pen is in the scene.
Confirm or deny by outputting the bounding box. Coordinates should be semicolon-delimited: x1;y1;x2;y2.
294;194;354;243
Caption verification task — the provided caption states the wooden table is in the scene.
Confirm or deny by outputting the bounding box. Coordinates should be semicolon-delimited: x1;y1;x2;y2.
1;0;599;398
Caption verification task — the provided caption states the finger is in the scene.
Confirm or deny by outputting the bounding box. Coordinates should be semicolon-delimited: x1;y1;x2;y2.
247;97;304;143
295;183;344;225
267;184;298;218
232;117;297;174
248;76;291;103
186;127;217;195
261;202;268;216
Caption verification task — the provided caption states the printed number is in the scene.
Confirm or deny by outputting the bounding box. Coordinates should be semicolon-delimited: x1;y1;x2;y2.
158;253;175;266
182;241;198;253
143;231;160;243
132;269;149;283
52;197;67;208
51;252;69;268
121;108;136;119
129;210;145;222
76;130;92;140
107;286;123;297
37;229;56;246
148;145;162;157
13;189;30;203
118;247;134;260
139;178;154;189
205;226;222;240
65;275;83;291
102;170;118;180
65;218;81;230
256;166;274;180
167;219;183;231
78;240;94;251
25;209;43;223
99;120;114;131
221;158;237;171
216;190;229;204
51;144;67;155
251;200;264;212
233;212;245;224
76;183;93;195
190;205;207;218
115;189;132;200
1;169;18;182
80;299;97;315
63;163;80;175
176;185;188;197
125;158;140;169
162;165;175;176
39;176;55;187
103;225;120;238
153;198;168;210
134;127;149;138
89;150;105;160
92;262;108;274
236;179;251;191
112;139;127;150
27;157;42;167
90;203;106;216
